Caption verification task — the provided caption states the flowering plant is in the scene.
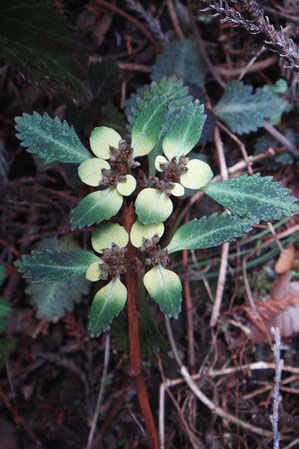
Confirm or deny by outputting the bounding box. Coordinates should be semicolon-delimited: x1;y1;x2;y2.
15;77;296;338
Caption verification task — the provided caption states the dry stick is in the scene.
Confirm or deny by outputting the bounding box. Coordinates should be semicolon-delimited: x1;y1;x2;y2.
216;121;254;175
270;327;284;449
86;334;111;449
210;126;230;327
167;0;185;40
95;0;161;53
182;212;196;372
163;316;290;440
123;203;160;449
157;357;199;449
238;46;266;81
187;0;227;89
216;55;277;77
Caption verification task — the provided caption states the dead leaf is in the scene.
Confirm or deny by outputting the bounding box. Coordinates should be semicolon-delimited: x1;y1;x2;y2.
275;246;296;273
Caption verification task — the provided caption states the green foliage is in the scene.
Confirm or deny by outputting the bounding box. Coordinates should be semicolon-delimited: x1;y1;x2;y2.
88;278;127;337
15;112;92;164
70;188;123;230
161;100;206;159
26;275;89;321
262;81;292;126
151;39;205;87
213;81;279;134
0;0;88;100
131;95;171;157
202;174;297;223
15;249;99;282
143;266;182;318
167;213;253;254
126;78;192;133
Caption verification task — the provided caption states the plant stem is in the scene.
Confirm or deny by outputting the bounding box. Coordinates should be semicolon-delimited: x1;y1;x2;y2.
123;202;160;449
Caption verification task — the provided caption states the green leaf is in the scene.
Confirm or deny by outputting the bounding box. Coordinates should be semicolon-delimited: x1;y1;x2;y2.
88;278;127;337
126;78;191;129
143;266;182;318
15;250;100;281
202;174;297;223
213;81;279;134
262;85;292;126
162;101;206;159
26;275;89;321
70;188;123;230
0;0;89;100
131;95;170;158
166;213;253;254
151;39;205;87
15;112;92;164
135;188;173;224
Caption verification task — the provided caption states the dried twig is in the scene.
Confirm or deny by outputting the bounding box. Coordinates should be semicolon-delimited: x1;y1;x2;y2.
163;316;291;440
270;327;284;449
210;126;230;327
167;0;185;40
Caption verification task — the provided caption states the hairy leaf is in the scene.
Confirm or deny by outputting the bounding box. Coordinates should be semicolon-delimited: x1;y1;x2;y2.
213;81;279;134
88;278;127;337
26;275;89;321
151;39;205;87
70;188;123;229
15;250;100;281
162;100;206;159
15;112;92;164
131;95;171;157
143;266;182;318
202;174;297;223
0;0;89;100
166;213;253;254
126;78;191;129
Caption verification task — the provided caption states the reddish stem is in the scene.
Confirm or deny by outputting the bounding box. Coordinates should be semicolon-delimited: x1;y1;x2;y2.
123;203;160;449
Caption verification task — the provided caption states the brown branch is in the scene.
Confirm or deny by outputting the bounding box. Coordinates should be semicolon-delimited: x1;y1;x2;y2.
123;203;160;449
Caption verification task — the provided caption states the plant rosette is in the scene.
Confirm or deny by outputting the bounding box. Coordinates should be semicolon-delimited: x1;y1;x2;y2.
87;221;182;336
134;130;213;225
70;126;137;229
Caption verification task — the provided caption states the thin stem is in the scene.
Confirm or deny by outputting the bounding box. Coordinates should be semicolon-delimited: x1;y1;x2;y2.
123;203;160;449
